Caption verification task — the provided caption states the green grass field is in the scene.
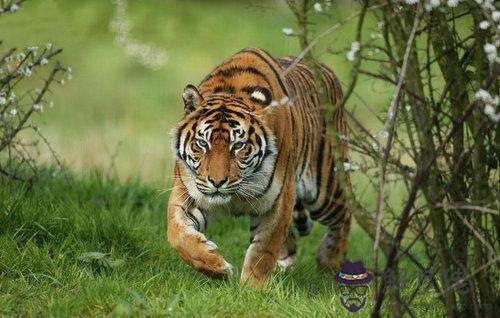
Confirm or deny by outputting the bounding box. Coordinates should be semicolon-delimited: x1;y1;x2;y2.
0;171;444;317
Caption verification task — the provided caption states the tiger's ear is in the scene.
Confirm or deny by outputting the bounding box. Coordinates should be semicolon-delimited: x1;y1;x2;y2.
182;84;203;114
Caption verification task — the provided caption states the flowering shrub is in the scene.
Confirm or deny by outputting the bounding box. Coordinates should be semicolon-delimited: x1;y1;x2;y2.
0;1;70;180
286;0;499;316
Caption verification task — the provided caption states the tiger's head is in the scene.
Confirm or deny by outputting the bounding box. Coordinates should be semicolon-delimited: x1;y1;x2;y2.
172;84;278;206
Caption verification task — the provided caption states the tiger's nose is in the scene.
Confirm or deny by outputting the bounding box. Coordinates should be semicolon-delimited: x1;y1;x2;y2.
208;176;228;188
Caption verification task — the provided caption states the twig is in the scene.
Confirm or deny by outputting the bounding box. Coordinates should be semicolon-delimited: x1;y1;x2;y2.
436;203;499;215
434;256;500;300
0;62;62;152
372;7;423;295
281;4;385;77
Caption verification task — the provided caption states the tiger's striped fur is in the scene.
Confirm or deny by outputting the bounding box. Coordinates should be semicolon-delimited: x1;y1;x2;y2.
167;48;350;286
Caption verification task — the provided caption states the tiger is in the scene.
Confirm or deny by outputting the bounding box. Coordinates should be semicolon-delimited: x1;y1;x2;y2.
167;47;350;286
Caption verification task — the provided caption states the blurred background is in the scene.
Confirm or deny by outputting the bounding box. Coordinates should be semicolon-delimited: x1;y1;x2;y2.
0;0;390;185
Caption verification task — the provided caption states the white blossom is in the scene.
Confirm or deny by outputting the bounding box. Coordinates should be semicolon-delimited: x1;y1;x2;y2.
280;96;291;106
9;93;15;102
270;96;291;107
46;43;53;50
483;105;500;122
483;43;498;63
10;108;17;116
405;0;419;4
347;41;361;61
484;104;495;116
405;104;412;111
475;89;491;101
49;101;54;108
351;41;360;51
424;0;441;11
33;104;42;111
40;58;49;66
492;11;500;22
270;100;280;107
10;4;19;12
0;96;6;105
479;20;490;29
477;0;495;10
372;142;379;151
343;162;360;172
27;46;38;56
282;27;294;36
346;51;356;61
16;52;26;62
313;2;322;12
20;67;32;77
475;89;500;122
379;130;389;138
447;0;459;7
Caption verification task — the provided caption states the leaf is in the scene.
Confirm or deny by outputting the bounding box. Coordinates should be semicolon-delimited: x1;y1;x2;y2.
102;258;125;269
78;252;107;262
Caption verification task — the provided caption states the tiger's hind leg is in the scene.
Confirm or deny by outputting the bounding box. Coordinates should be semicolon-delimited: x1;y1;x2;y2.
316;214;351;271
293;202;313;236
311;198;351;272
277;230;297;270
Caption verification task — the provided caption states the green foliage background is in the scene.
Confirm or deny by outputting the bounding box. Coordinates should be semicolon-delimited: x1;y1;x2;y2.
0;0;389;183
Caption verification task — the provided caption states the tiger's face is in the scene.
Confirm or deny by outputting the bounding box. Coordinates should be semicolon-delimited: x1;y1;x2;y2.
173;85;277;206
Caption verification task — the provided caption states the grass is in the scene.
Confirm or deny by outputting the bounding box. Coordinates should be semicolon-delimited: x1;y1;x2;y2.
0;171;444;317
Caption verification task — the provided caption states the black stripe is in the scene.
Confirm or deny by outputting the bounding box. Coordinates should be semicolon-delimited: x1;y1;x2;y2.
215;66;265;78
254;141;281;198
202;106;246;119
325;205;346;227
184;208;200;230
307;136;326;204
213;86;235;94
241;49;289;96
175;122;188;152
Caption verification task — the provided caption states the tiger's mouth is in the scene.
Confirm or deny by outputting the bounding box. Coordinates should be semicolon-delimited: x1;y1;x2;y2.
198;188;235;197
208;190;231;197
199;189;234;205
195;178;242;198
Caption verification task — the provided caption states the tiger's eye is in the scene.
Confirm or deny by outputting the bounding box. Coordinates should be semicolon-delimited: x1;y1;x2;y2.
232;141;244;151
198;139;208;148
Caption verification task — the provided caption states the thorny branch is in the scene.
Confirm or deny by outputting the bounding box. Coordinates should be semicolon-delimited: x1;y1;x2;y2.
286;0;500;317
1;3;69;182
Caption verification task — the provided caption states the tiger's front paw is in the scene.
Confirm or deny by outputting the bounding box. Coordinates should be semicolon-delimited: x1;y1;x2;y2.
168;229;234;278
